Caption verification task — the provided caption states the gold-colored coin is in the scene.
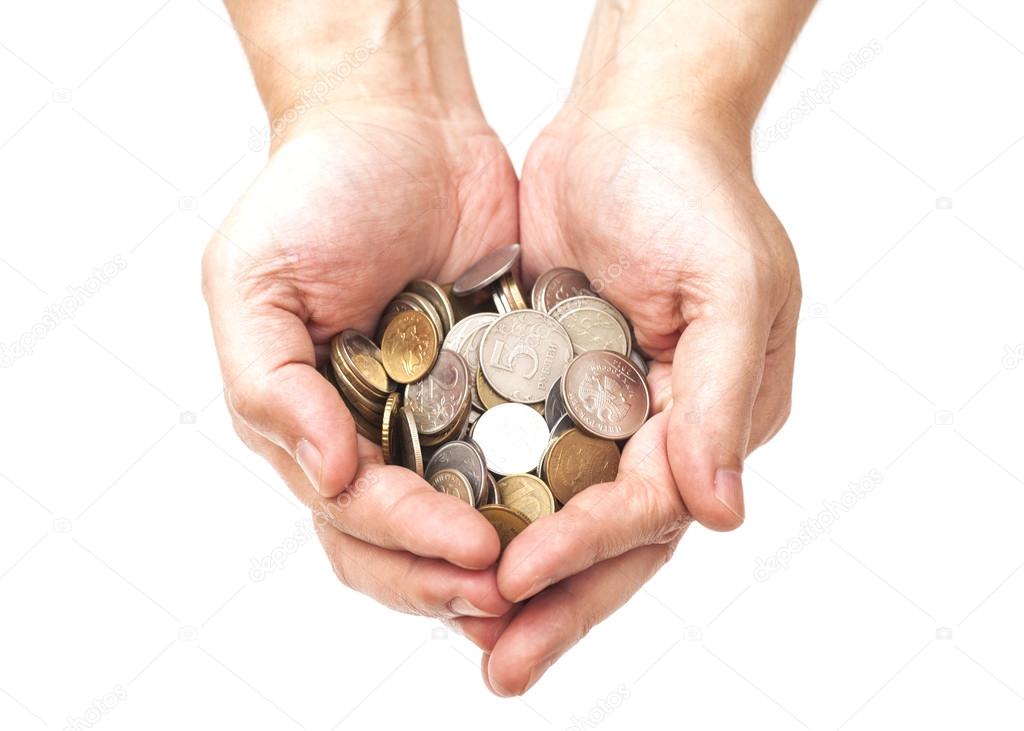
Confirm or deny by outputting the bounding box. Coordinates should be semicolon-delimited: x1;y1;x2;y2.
408;280;455;335
495;474;555;522
478;504;531;552
428;468;475;506
381;310;439;384
396;406;424;475
349;403;383;442
331;330;393;399
381;392;400;463
499;271;528;311
544;428;620;504
476;367;508;410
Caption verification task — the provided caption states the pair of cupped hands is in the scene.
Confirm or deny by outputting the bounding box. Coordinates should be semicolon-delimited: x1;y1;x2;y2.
202;89;801;695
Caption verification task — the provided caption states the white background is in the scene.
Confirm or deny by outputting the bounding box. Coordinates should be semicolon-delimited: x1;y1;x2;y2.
2;1;1023;729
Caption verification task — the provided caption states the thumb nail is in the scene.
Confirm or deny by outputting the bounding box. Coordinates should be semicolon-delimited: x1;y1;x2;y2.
449;596;500;618
295;439;323;495
713;468;745;523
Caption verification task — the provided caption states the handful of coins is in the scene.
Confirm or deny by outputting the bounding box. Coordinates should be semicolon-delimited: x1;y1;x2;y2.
322;244;651;551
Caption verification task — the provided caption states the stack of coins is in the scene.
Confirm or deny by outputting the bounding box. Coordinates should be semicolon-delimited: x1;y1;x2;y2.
324;244;651;552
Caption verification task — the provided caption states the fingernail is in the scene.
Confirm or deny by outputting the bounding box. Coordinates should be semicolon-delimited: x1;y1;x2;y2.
523;655;557;694
449;596;499;618
295;439;323;495
515;575;554;602
714;468;745;523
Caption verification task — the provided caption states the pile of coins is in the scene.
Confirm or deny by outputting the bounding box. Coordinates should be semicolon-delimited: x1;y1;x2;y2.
323;244;651;551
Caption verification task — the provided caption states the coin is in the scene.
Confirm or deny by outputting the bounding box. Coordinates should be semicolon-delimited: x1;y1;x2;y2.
492;285;512;315
429;468;475;506
499;272;528;311
426;440;487;505
407;280;455;335
496;474;555;521
549;412;575;439
484;472;498;505
476;367;508;410
478;504;531;551
531;267;595;313
332;330;393;398
544;377;566;430
548;296;631;354
544;427;620;504
561;351;650;439
349;405;382;442
381;310;439;384
452;243;521;296
471;402;549;476
396;406;424;475
378;291;445;343
558;307;630;356
628;348;649;376
419;397;472;447
404;350;471;435
381;392;400;464
443;313;497;410
479;310;573;403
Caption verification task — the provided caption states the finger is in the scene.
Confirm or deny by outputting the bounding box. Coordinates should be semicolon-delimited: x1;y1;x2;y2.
666;284;775;531
498;412;690;602
447;607;522;652
315;520;513;618
486;539;678;696
239;422;502;569
203;241;358;498
748;327;796;452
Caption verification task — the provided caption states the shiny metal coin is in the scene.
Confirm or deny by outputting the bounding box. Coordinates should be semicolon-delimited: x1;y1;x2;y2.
404;350;471;435
479;310;573;404
561;350;650;440
471;402;549;476
543;377;566;431
548;295;631;355
425;440;487;505
407;280;455;335
428;468;475;506
452;243;521;296
531;267;595;313
558;307;630;356
443;313;497;410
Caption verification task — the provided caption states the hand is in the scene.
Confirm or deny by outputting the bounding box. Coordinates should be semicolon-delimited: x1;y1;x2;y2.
467;0;808;691
205;0;520;620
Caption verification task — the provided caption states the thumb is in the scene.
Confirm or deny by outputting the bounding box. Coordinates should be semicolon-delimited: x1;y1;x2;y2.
204;272;358;499
667;294;770;531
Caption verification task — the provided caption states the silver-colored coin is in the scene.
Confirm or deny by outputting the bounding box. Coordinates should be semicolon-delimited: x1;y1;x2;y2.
479;310;573;404
484;471;498;505
426;440;487;505
471;403;549;476
407;280;455;335
558;307;630;356
452;243;521;296
531;267;595;313
396;407;424;475
492;286;512;315
550;412;575;439
443;313;498;410
628;348;649;376
548;296;631;355
561;350;650;440
544;377;566;431
404;350;471;435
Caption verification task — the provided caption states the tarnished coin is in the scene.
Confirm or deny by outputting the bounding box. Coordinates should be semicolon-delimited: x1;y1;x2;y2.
452;243;520;296
549;296;631;354
381;310;439;384
531;267;595;313
404;350;471;435
407;280;455;335
496;474;555;522
428;468;475;506
558;307;630;356
561;350;649;439
471;402;549;476
425;440;487;505
544;427;620;504
443;313;497;410
476;367;508;410
381;392;400;464
479;310;573;404
396;406;424;475
544;377;566;430
478;504;532;551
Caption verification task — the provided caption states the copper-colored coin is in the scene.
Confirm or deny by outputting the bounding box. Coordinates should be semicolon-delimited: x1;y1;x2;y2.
428;468;475;506
545;428;620;504
396;407;424;475
561;350;649;439
476;367;508;410
478;504;531;552
496;474;555;522
451;243;520;296
381;310;439;384
408;280;455;335
531;267;595;313
381;392;400;464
